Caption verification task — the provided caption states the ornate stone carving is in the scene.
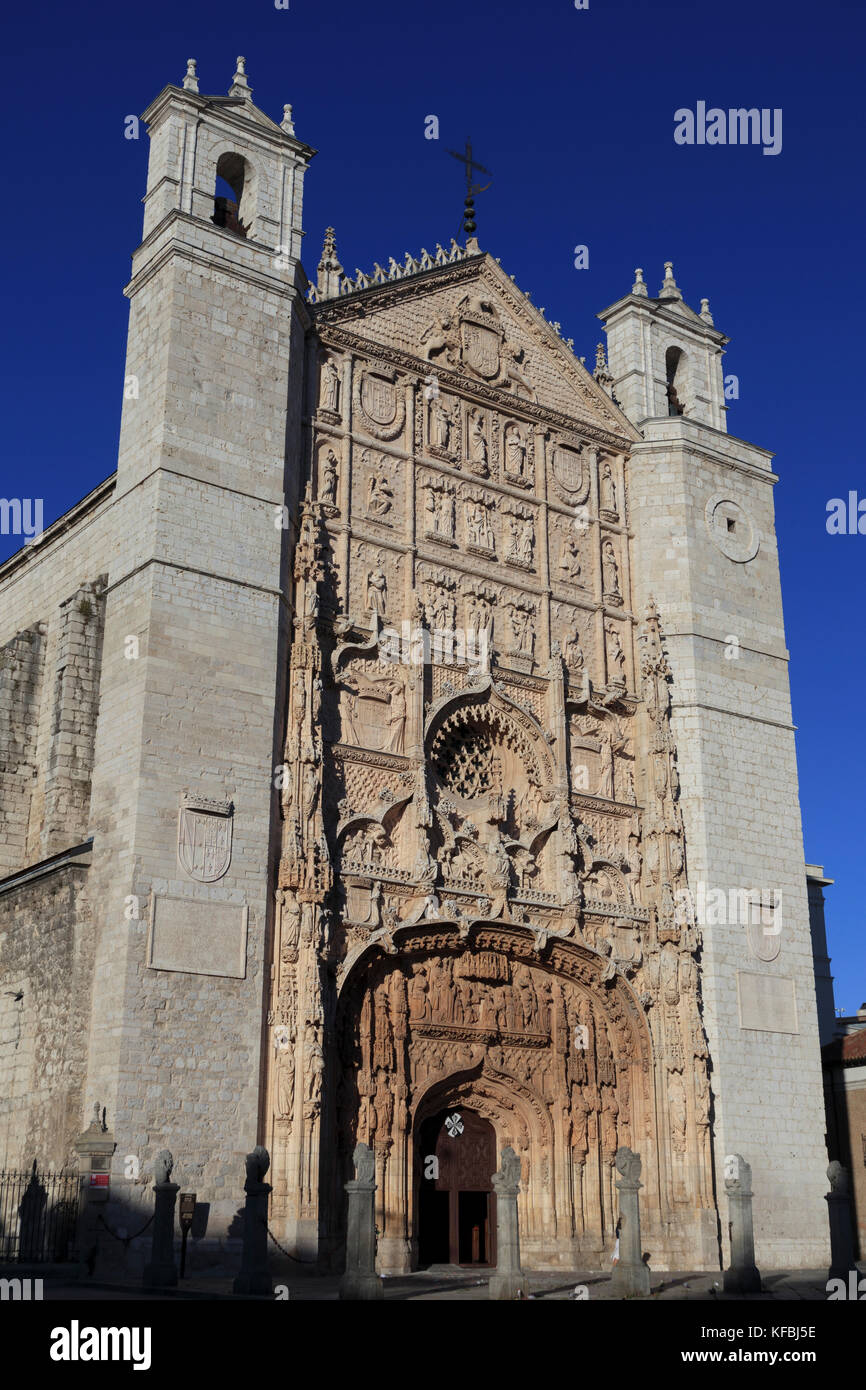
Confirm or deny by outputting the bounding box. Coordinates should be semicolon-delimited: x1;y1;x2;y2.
353;364;406;440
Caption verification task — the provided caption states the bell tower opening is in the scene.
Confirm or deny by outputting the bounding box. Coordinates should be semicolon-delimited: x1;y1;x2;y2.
665;345;688;416
213;151;251;237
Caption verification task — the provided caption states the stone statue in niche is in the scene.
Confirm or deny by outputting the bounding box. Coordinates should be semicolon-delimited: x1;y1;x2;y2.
559;531;582;583
384;679;407;755
275;1044;296;1121
465;498;495;552
505;423;528;479
319;449;338;506
595;726;615;799
606;624;626;683
509;606;534;658
669;1071;687;1152
304;1033;325;1107
468;409;489;473
563;627;584;672
430;397;451;450
366;560;388;618
600;1088;619;1154
322;359;340;413
602;539;621;600
600;462;618;517
364;452;394;518
518;517;534;566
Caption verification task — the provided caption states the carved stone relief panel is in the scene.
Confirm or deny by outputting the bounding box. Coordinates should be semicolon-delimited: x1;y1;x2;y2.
336;656;409;754
419;470;458;547
350;542;404;623
553;603;593;682
551;513;590;591
353;447;402;530
460;485;497;558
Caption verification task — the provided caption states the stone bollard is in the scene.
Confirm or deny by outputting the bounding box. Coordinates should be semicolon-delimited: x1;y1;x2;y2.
610;1146;651;1297
723;1153;761;1293
339;1142;383;1300
489;1146;527;1300
233;1146;273;1296
826;1161;857;1283
142;1150;179;1289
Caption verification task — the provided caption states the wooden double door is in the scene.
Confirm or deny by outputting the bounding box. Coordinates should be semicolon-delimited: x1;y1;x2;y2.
418;1108;497;1267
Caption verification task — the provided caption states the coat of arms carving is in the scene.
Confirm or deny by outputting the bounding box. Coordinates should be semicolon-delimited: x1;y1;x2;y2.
354;366;406;440
550;441;591;504
177;794;234;882
460;317;503;380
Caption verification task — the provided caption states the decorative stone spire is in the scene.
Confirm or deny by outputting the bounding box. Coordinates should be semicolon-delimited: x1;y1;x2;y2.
700;297;714;325
317;227;345;298
593;342;617;400
281;104;295;135
631;267;648;297
229;56;252;99
659;261;682;300
183;59;199;93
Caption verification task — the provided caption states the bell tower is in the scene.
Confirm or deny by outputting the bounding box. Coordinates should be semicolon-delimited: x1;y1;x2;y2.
599;266;830;1268
601;262;727;428
80;59;315;1250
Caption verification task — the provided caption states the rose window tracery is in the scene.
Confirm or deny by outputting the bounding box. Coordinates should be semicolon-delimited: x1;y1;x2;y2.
435;728;500;797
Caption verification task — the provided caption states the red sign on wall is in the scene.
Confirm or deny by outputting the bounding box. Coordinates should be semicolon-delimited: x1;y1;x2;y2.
89;1173;110;1188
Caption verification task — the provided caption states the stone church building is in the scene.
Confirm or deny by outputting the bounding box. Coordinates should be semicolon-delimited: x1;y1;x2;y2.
0;60;831;1275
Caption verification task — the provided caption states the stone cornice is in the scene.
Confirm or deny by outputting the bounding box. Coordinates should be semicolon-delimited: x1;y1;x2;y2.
124;216;309;311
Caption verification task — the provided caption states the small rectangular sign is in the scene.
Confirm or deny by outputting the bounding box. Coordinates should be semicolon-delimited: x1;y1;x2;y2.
89;1173;110;1188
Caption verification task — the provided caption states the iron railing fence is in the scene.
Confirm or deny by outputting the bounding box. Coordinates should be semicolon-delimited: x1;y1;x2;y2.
0;1163;79;1263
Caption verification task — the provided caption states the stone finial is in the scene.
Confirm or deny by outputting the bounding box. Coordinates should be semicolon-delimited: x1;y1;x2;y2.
827;1160;849;1196
615;1145;642;1184
659;261;682;299
153;1149;174;1184
631;267;648;297
317;227;345;298
245;1145;270;1185
593;342;614;392
229;56;252;99
183;59;199;93
699;297;714;324
281;103;295;135
353;1141;375;1185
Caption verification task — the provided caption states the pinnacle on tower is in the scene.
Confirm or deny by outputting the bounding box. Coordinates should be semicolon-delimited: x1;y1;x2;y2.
659;261;682;299
317;227;345;297
631;267;648;297
183;59;199;93
700;297;714;325
229;56;252;99
281;104;296;135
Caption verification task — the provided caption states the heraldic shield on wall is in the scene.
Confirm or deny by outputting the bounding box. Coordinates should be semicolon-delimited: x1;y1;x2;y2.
177;794;234;882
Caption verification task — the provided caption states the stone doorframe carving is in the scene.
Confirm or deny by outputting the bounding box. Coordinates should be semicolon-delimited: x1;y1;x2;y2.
332;919;658;1272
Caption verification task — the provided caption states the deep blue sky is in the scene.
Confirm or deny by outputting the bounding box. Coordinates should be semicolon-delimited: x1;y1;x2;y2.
2;0;862;1005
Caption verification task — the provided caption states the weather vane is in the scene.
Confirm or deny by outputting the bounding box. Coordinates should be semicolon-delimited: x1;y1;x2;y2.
446;138;492;242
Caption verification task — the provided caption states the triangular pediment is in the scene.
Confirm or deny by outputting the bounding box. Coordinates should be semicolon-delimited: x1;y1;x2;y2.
312;253;639;443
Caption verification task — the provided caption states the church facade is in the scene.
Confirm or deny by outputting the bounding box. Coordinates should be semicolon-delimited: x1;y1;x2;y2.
0;60;830;1275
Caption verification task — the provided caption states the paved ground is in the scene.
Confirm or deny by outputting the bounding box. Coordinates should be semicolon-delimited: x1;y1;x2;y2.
25;1266;845;1301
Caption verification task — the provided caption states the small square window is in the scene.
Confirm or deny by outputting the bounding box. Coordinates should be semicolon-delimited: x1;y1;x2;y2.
726;517;736;534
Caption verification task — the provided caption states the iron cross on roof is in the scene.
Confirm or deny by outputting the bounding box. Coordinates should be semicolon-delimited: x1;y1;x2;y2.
446;138;492;239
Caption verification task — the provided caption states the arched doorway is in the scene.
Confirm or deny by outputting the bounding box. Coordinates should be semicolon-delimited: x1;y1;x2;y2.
417;1106;497;1267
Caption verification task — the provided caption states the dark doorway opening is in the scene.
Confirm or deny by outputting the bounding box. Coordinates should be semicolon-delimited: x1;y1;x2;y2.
417;1106;497;1267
